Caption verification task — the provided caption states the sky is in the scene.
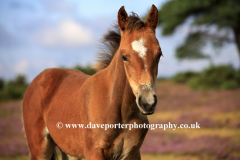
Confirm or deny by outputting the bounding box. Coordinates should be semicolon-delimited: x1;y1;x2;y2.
0;0;239;82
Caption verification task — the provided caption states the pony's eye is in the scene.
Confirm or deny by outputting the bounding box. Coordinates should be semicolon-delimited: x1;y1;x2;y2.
122;55;128;62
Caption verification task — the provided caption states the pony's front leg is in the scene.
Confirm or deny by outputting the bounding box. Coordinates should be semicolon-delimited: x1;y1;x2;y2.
133;151;141;160
85;149;106;160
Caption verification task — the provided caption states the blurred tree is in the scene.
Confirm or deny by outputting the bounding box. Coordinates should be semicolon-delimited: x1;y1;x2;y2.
153;0;240;61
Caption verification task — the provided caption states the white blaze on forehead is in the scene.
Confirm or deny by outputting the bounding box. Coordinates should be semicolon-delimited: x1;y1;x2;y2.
131;37;147;59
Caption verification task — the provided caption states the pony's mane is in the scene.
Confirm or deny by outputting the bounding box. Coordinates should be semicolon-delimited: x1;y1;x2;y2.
95;12;144;70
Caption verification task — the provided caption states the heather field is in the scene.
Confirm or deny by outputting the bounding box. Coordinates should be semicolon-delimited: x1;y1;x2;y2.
0;80;240;160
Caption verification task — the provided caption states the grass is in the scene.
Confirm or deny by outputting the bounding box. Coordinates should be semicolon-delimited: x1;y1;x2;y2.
148;111;180;122
211;111;240;125
0;156;28;160
148;110;240;128
142;154;201;160
165;128;240;140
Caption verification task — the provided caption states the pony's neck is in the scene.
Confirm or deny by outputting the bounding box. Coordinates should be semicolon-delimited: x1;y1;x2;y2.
105;50;137;123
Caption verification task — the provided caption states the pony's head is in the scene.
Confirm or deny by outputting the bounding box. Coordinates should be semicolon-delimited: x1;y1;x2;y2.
118;5;162;115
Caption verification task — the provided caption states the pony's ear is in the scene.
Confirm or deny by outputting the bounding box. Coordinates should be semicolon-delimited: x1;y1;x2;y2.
145;4;158;30
118;6;129;31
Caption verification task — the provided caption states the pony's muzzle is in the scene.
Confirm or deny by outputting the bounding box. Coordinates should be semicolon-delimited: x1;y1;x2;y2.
138;94;157;115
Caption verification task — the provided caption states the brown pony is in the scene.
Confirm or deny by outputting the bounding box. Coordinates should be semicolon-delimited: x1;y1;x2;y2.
22;5;162;160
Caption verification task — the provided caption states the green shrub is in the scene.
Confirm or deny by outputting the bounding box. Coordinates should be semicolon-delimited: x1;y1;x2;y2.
73;65;97;75
172;65;240;90
5;84;27;99
188;65;240;90
0;90;8;101
157;77;168;81
0;75;28;101
0;78;4;90
172;71;199;83
60;65;97;76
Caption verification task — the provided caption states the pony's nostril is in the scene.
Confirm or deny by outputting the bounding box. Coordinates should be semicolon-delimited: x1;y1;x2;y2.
138;95;148;109
138;95;143;106
152;94;157;107
154;94;156;99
